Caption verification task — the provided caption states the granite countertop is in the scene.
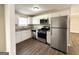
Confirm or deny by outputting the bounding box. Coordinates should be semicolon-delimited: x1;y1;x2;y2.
15;24;32;32
15;28;31;32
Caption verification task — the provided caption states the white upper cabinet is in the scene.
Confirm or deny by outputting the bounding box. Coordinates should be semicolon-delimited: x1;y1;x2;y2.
32;14;50;24
32;17;40;24
28;17;32;24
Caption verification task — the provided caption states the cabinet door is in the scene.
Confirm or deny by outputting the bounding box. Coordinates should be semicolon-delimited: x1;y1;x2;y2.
32;17;40;24
16;31;22;43
21;30;27;41
26;30;31;39
47;31;51;44
16;30;32;44
28;17;32;24
21;30;31;41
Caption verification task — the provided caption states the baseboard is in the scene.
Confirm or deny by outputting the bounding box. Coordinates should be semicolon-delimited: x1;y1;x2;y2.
0;52;9;55
70;32;79;34
51;47;67;54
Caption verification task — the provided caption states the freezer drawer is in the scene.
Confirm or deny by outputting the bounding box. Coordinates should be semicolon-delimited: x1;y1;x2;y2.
51;29;67;53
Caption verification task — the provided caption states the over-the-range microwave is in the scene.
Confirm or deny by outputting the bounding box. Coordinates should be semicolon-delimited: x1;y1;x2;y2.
40;19;48;24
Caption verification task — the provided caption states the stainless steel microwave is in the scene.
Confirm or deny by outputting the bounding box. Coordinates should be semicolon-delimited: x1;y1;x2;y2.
40;19;48;24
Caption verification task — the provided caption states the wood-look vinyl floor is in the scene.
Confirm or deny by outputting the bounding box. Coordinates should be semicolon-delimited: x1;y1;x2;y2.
16;33;79;55
68;33;79;55
16;39;64;55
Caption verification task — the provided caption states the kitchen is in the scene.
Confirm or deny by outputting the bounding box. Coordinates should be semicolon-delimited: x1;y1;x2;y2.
0;4;79;55
15;4;72;55
0;0;79;59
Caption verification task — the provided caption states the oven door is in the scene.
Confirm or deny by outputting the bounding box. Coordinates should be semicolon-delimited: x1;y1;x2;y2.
38;31;46;39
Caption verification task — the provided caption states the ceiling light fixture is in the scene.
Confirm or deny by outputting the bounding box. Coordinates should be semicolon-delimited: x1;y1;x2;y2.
32;6;41;11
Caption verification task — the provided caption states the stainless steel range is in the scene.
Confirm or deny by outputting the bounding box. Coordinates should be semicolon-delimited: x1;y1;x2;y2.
37;26;50;43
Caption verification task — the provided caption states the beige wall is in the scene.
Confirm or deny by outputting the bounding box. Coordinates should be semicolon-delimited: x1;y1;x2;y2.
70;5;79;33
0;5;6;52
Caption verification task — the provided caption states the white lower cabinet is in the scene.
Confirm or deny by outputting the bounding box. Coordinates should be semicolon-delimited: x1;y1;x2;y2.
16;29;31;44
22;30;27;41
16;31;22;43
22;30;31;41
47;31;51;44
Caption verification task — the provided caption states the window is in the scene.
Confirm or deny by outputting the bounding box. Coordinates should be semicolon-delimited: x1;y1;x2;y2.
18;17;28;26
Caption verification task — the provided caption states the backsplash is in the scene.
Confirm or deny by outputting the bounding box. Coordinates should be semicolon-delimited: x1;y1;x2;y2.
32;24;50;30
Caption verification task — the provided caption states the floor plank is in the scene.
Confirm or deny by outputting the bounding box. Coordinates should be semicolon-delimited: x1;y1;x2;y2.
16;39;64;55
16;33;79;55
68;33;79;55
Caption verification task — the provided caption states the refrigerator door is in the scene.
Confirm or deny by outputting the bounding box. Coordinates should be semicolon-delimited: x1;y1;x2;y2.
51;16;67;28
51;28;67;53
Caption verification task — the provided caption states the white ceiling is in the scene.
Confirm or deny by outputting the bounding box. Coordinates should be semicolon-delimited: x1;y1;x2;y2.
15;4;71;16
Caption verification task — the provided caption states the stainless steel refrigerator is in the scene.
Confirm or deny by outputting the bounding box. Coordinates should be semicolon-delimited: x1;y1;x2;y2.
50;16;69;53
